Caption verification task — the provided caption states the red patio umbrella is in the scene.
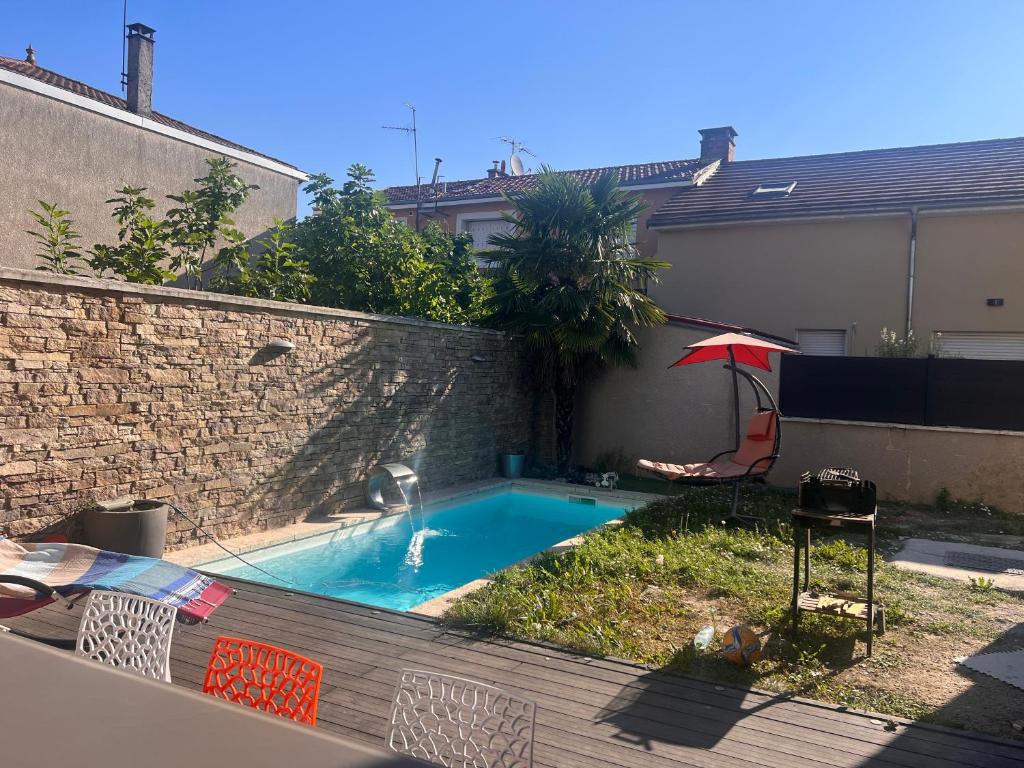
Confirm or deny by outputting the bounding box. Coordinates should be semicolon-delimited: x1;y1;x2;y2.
670;332;797;450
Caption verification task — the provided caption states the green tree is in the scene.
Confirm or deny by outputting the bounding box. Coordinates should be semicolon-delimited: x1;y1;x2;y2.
89;186;176;285
210;220;314;302
485;168;668;472
293;165;489;324
26;200;86;275
165;158;259;289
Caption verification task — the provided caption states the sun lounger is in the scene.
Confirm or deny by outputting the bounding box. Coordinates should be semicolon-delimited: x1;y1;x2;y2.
0;538;231;640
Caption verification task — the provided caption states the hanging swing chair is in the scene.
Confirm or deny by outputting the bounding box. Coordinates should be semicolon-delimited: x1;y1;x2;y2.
636;332;797;519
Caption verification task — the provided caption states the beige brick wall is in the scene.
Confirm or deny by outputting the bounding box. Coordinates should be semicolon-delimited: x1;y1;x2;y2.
0;270;542;548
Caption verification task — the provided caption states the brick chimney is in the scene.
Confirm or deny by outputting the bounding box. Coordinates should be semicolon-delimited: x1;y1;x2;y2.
126;23;155;117
698;126;737;164
486;160;503;179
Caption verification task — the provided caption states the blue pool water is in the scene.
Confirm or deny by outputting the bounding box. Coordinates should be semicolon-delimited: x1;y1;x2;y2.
203;490;631;611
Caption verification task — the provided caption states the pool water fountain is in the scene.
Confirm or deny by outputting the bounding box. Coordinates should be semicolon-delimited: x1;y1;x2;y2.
366;462;432;569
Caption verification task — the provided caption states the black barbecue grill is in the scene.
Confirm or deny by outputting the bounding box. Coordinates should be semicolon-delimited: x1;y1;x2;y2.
791;467;885;656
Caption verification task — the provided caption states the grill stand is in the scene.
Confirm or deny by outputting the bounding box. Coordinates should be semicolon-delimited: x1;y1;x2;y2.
790;507;885;657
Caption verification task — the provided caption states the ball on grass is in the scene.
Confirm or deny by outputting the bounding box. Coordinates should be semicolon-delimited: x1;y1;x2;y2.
721;624;762;666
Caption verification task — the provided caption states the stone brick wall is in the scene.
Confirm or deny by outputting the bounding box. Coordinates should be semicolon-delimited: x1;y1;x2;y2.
0;269;543;548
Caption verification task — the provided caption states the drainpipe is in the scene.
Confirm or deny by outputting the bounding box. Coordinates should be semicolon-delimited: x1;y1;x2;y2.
905;207;918;337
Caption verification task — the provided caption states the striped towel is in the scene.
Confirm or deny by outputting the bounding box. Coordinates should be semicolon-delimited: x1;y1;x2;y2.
0;538;230;622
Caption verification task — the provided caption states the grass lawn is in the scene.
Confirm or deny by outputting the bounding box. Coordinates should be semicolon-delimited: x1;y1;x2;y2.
444;484;1024;740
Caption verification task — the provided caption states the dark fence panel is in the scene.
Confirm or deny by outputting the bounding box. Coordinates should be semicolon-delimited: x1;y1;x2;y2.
780;355;1024;431
926;358;1024;431
779;356;928;425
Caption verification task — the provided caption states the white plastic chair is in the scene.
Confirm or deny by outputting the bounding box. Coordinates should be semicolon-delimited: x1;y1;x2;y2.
75;590;177;682
386;669;536;768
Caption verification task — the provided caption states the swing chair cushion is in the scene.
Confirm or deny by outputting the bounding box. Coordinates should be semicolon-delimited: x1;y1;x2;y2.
637;410;779;482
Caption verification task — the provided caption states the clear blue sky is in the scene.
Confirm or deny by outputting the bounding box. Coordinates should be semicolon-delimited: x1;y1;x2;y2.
4;0;1024;211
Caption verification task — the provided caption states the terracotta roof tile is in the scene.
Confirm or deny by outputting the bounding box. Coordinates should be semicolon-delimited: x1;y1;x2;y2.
382;159;699;205
648;136;1024;228
0;56;301;172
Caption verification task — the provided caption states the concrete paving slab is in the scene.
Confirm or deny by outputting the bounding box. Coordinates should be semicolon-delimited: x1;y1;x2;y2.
961;650;1024;690
889;538;1024;591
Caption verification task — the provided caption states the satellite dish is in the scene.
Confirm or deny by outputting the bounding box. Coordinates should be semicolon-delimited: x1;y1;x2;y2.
510;154;525;176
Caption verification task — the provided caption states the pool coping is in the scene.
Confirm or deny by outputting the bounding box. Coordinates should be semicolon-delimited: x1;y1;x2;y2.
170;477;662;614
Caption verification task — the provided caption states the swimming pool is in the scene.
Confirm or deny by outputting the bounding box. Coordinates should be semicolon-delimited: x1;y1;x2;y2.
202;488;633;611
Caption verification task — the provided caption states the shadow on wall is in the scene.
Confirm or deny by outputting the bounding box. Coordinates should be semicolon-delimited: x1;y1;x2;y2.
176;318;536;536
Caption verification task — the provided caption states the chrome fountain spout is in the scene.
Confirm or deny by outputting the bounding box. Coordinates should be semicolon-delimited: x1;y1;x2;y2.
366;463;430;569
366;463;420;513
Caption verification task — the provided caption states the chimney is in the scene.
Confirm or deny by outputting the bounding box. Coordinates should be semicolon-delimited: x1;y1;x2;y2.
125;23;155;117
487;160;501;179
24;44;35;65
698;126;738;164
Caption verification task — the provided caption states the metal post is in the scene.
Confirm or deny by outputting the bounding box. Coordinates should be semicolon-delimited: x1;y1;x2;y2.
803;527;811;591
791;522;801;639
728;346;741;451
867;521;875;657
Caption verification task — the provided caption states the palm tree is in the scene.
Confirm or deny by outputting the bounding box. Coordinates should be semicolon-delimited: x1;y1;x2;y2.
486;168;669;473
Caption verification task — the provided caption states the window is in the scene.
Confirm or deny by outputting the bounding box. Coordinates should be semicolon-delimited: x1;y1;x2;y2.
797;329;847;356
934;331;1024;360
752;181;797;197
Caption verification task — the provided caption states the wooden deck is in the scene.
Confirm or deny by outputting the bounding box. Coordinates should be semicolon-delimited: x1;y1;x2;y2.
6;577;1023;768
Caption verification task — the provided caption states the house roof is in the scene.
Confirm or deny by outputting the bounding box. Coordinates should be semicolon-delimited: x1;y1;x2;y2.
382;159;700;206
0;56;303;174
648;135;1024;228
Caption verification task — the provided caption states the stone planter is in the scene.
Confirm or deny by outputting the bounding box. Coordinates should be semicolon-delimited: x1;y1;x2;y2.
83;499;170;558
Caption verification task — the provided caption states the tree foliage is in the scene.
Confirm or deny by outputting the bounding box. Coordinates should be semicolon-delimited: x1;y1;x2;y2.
293;165;489;324
165;158;259;289
485;168;669;471
88;186;176;285
210;220;314;303
25;160;489;323
26;200;87;275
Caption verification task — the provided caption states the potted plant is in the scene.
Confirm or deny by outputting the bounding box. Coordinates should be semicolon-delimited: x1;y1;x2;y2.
82;498;170;558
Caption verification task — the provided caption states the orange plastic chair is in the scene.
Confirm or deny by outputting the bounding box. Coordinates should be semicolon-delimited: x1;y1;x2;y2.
201;636;323;726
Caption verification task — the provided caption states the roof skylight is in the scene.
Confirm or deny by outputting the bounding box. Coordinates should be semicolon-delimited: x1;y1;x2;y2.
752;181;797;197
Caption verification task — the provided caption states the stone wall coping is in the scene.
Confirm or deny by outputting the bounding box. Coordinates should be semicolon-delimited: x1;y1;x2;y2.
783;415;1024;438
0;266;505;337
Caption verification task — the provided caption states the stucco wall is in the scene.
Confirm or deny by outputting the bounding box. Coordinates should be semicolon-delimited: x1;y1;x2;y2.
774;418;1024;512
575;322;779;470
913;210;1024;336
650;216;910;354
578;323;1024;512
0;269;541;548
0;83;299;271
650;208;1024;353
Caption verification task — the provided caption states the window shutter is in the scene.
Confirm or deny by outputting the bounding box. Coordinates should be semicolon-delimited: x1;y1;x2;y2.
797;329;847;356
934;332;1024;360
464;218;514;251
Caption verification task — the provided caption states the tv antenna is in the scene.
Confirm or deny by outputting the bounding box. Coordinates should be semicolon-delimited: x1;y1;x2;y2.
120;0;128;92
496;137;535;176
383;104;421;196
